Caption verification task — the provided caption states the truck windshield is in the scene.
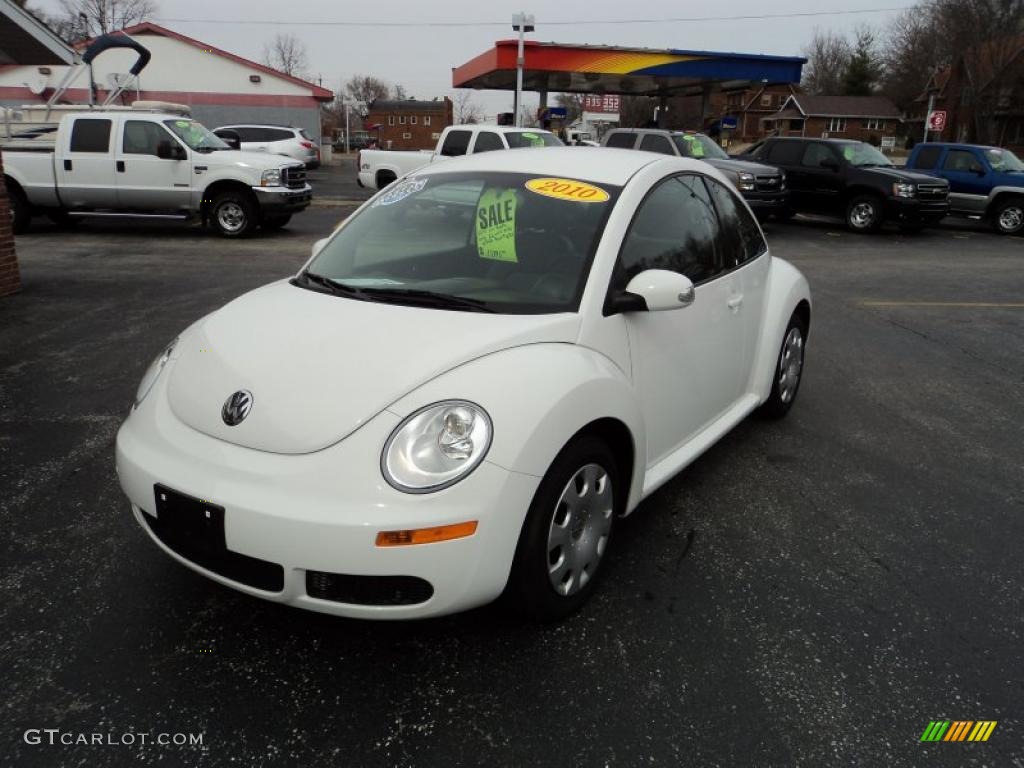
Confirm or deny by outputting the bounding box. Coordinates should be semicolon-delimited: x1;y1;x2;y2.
163;119;230;152
985;148;1024;172
300;171;620;314
505;132;564;148
672;134;729;160
840;142;893;167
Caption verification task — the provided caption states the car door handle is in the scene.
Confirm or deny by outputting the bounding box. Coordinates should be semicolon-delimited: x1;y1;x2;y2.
727;295;744;310
116;160;125;172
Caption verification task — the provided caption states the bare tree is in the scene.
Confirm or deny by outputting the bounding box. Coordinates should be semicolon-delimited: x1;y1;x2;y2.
802;29;852;95
618;96;656;128
881;10;944;111
454;90;485;124
392;84;408;100
262;33;309;78
345;75;392;112
51;0;157;41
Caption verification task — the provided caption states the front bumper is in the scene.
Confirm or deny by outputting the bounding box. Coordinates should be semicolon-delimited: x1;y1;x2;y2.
741;189;790;211
252;184;313;214
884;197;949;225
115;368;540;619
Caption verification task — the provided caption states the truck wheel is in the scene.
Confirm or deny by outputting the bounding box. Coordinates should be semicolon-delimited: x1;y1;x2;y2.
376;171;396;189
992;197;1024;235
211;191;257;238
261;215;292;230
505;435;619;622
7;186;31;234
846;195;883;233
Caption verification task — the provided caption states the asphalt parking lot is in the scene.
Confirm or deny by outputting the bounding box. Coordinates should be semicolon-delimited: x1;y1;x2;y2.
2;190;1022;767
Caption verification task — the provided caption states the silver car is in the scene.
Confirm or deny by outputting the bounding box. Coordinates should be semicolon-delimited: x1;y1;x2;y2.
213;124;320;168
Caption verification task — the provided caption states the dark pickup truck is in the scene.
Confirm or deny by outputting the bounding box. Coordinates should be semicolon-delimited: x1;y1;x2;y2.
735;137;950;232
905;142;1024;235
602;128;789;215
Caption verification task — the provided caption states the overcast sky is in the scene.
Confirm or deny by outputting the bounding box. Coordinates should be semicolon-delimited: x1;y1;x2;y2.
31;0;909;115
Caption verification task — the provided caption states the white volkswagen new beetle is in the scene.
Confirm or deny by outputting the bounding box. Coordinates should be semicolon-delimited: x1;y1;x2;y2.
116;148;810;621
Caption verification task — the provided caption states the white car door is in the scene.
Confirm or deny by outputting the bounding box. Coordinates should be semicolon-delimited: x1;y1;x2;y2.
56;115;119;208
618;174;747;465
115;118;192;209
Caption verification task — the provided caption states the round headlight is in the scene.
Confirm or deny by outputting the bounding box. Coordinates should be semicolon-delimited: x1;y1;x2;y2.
382;401;492;493
133;337;178;409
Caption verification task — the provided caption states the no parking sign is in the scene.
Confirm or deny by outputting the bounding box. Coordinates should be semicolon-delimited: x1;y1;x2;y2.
927;110;947;132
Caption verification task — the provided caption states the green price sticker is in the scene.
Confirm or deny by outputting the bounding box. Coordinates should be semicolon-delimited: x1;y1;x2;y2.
476;189;518;263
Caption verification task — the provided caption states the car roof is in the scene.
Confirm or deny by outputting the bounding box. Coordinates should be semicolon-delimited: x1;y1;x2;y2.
217;124;299;131
915;142;999;150
416;146;687;186
768;137;859;145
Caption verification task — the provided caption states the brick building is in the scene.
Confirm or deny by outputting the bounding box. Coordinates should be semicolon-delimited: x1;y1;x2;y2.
761;95;901;143
365;98;454;150
910;35;1024;152
719;84;802;142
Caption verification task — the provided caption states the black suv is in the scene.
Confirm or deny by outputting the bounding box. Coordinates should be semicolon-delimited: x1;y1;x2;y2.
736;138;950;232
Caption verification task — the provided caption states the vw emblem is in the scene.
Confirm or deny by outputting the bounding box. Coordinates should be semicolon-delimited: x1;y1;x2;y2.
221;390;253;426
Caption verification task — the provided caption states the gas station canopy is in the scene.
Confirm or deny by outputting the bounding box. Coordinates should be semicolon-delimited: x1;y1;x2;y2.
453;41;805;97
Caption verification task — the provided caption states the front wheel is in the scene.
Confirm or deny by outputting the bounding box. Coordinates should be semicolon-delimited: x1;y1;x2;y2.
7;186;31;234
505;436;619;621
211;191;257;238
992;197;1024;235
760;313;807;419
845;195;883;233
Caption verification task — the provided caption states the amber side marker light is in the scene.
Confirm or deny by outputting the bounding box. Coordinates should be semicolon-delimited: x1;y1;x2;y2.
376;521;478;547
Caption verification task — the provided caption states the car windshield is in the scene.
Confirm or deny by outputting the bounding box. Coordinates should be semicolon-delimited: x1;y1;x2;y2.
163;119;230;152
984;148;1024;172
505;131;564;149
672;134;729;160
301;171;620;314
839;142;893;167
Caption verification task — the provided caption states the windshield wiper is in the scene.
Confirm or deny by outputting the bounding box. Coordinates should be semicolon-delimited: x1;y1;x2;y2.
359;287;495;313
292;271;368;298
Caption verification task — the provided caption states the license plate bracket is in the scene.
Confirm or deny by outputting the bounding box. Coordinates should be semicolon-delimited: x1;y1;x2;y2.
153;484;226;556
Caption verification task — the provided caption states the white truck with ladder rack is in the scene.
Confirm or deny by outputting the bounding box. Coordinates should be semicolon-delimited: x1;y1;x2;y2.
1;34;311;237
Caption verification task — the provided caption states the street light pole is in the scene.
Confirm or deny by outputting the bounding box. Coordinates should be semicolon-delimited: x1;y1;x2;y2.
344;101;350;154
512;12;534;127
922;91;935;144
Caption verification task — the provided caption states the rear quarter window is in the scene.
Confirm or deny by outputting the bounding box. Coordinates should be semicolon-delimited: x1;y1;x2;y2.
69;119;112;153
605;133;637;149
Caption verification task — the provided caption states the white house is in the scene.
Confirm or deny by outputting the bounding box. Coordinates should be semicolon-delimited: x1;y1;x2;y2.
0;22;333;142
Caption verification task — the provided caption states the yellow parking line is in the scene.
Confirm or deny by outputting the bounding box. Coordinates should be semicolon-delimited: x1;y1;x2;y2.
860;301;1024;308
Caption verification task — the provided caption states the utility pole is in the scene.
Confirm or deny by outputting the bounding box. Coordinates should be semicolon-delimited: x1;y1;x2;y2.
344;100;350;154
512;12;534;127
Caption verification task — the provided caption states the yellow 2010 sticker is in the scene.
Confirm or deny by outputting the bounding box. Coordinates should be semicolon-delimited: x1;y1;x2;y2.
525;177;610;203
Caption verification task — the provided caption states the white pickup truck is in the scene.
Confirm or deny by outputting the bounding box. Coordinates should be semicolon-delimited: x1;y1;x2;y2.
2;103;313;237
356;124;562;190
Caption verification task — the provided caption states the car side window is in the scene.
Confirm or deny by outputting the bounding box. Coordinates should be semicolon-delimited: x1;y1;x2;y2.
706;177;767;267
943;149;985;173
266;128;294;142
472;132;504;153
615;174;722;289
638;134;675;155
801;143;835;168
767;141;803;165
69;119;112;153
912;145;942;169
605;133;636;149
440;130;472;157
123;120;174;155
233;128;258;142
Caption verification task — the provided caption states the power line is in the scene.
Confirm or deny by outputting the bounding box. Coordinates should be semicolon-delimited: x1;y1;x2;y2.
152;7;915;28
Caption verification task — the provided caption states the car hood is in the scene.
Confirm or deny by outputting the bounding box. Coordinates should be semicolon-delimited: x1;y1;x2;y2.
859;166;949;185
704;157;781;176
203;149;300;171
166;280;581;454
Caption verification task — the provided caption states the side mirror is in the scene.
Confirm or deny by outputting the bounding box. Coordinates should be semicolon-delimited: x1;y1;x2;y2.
608;269;696;314
311;237;329;258
820;158;840;171
217;130;241;151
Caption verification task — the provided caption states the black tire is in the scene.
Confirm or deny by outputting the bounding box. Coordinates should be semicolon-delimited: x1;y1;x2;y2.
760;312;808;419
774;207;797;222
376;171;396;189
991;197;1024;235
845;194;884;233
7;185;31;234
261;214;292;230
505;435;620;622
210;190;258;238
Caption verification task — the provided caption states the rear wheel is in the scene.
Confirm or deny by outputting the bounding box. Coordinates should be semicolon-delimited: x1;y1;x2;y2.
261;214;292;230
992;197;1024;235
506;435;619;621
376;171;396;189
760;312;807;419
845;194;883;233
7;185;31;234
211;191;257;238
